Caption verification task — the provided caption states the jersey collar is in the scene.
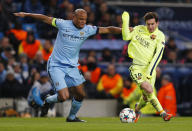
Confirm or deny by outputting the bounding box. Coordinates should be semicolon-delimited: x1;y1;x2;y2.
72;21;85;30
145;26;159;35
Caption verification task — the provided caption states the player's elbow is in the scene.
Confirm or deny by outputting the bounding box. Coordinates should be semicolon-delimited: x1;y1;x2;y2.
43;17;53;25
105;27;113;34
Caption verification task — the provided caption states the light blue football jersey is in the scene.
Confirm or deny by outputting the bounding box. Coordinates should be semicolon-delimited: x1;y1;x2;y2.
49;18;98;67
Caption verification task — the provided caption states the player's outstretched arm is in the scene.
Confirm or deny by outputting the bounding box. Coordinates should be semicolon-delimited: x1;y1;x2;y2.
122;11;132;41
14;12;53;25
98;26;121;34
98;27;133;34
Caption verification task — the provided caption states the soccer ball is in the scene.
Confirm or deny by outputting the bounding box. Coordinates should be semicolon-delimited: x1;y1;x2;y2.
119;108;136;123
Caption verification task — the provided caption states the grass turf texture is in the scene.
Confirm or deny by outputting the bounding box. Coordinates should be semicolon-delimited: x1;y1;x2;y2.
0;117;191;131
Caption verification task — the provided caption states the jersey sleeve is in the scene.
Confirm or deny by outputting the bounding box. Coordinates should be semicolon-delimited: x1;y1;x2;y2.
86;25;98;36
146;34;165;78
52;18;66;29
122;11;134;41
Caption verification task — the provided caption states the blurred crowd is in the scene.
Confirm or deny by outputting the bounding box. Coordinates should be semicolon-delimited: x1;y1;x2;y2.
0;0;192;116
139;0;191;3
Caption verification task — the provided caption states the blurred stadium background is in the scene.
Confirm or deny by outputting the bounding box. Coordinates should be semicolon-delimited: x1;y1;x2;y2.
0;0;192;118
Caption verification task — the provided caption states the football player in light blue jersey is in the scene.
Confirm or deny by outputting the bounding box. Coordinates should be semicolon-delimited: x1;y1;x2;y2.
14;9;121;122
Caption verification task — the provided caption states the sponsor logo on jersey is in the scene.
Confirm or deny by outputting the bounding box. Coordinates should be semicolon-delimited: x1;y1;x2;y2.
63;33;86;41
65;29;70;32
135;35;150;48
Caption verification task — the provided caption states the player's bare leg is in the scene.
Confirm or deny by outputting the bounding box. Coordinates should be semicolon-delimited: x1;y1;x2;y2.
140;81;173;121
67;84;86;122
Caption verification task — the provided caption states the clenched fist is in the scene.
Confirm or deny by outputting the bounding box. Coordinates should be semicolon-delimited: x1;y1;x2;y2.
14;12;29;17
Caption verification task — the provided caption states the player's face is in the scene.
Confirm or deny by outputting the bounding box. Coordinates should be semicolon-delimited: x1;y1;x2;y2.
146;18;158;33
73;13;87;29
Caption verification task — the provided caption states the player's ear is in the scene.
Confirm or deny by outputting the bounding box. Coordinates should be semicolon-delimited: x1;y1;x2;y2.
156;21;159;26
72;13;76;19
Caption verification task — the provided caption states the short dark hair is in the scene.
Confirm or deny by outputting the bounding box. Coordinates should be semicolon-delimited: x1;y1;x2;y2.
144;12;159;22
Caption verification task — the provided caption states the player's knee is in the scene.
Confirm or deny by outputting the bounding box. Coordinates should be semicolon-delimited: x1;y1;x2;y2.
78;92;86;101
75;92;85;101
58;93;69;102
60;95;69;102
141;81;153;94
148;88;153;94
80;92;86;99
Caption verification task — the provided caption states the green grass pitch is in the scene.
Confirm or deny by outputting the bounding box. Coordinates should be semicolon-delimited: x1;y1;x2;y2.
0;117;191;131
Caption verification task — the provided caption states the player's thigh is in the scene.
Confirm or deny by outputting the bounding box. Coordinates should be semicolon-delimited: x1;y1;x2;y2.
141;71;156;94
65;67;85;88
48;66;67;91
129;65;145;84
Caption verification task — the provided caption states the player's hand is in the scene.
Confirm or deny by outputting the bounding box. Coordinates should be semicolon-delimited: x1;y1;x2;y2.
14;12;28;17
122;11;129;22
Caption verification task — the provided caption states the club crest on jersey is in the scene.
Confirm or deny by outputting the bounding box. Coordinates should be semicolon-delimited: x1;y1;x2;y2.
80;32;84;36
55;82;59;86
150;34;156;40
137;76;142;80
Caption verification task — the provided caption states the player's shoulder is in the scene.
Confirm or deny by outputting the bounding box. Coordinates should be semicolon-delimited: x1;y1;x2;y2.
56;18;70;22
157;29;165;41
55;18;72;26
153;29;166;45
157;30;165;43
133;25;144;30
133;25;146;33
85;24;97;30
84;24;98;33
